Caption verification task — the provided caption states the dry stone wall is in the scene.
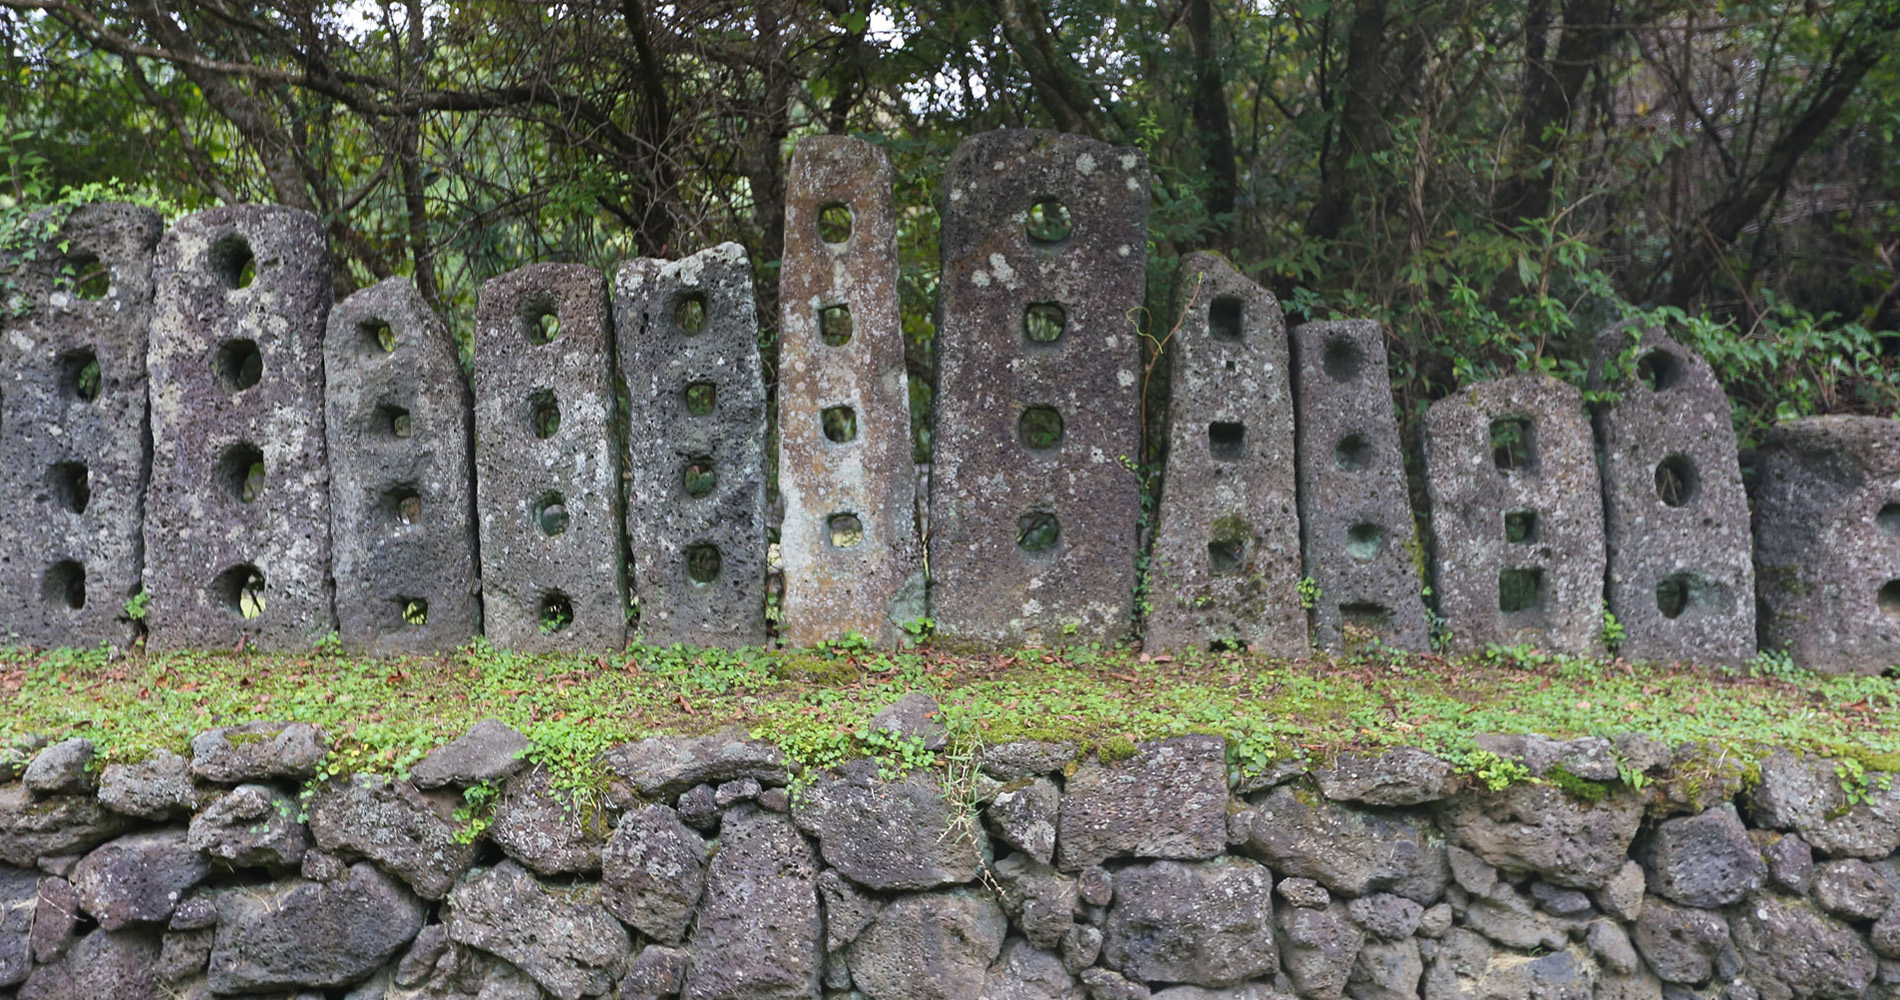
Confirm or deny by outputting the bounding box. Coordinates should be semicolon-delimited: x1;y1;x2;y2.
4;716;1900;1000
5;125;1900;669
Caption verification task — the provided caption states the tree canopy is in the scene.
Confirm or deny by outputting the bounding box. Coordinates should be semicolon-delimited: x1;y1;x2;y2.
3;0;1899;449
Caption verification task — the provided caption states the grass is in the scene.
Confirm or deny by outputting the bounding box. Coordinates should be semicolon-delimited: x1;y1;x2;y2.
3;638;1899;789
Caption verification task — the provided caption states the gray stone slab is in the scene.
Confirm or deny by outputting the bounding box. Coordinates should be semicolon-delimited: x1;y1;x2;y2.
144;205;336;650
1754;415;1900;673
1145;253;1304;655
777;135;923;648
325;277;479;653
1423;375;1605;656
471;263;624;652
928;129;1150;647
616;243;768;648
1587;321;1755;663
0;203;160;648
1291;320;1430;653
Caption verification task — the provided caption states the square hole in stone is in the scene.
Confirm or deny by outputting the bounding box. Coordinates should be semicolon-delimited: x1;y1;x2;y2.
1498;568;1543;614
1207;538;1244;575
1209;422;1246;460
62;348;101;402
823;406;857;443
1209;297;1243;341
360;318;395;355
1504;510;1538;544
1489;416;1535;471
66;251;109;300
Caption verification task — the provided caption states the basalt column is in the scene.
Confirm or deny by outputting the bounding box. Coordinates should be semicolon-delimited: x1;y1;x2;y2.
1589;322;1755;664
0;203;161;647
326;278;480;653
1424;375;1606;657
1146;253;1305;655
1292;320;1430;653
777;136;923;648
617;244;769;648
472;264;624;652
928;129;1151;647
1755;416;1900;674
144;205;335;650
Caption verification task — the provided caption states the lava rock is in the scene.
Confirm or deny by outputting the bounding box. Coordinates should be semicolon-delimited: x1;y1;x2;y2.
71;829;208;930
1348;936;1423;1000
1080;966;1153;1000
0;785;132;867
206;862;425;993
189;722;327;783
979;742;1080;782
1437;782;1645;889
1057;735;1228;870
680;804;823;1000
818;868;884;952
1749;750;1900;859
987;776;1060;864
793;758;983;890
603;729;792;801
187;783;308;868
869;692;949;752
993;853;1078;950
445;859;629;1000
306;773;479;899
1813;858;1894;921
488;767;606;875
28;874;76;965
1104;857;1277;988
1276;899;1364;1000
1314;748;1457;807
601;803;708;944
409;719;529;789
846;888;1007;1000
984;937;1084;1000
16;928;161;1000
1647;804;1766;908
0;865;36;986
97;751;197;820
1631;895;1731;984
1729;893;1876;1000
1242;785;1447;902
1349;893;1424;940
22;740;93;797
625;944;692;998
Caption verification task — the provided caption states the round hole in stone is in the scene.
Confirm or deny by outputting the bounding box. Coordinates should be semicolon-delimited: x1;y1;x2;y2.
822;406;857;444
1655;573;1701;620
1345;522;1383;560
685;382;717;416
818;203;853;244
216;443;266;504
46;462;90;515
376;403;412;439
1025;199;1073;243
360;318;395;355
676;293;708;335
687;544;722;586
819;304;853;347
539;592;573;633
1020;406;1063;450
1334;432;1371;471
214;563;267;619
683;457;717;499
66;251;109;300
1881;581;1900;620
1876;503;1900;535
1636;349;1683;392
524;306;560;345
828;513;864;549
400;597;429;626
210;235;256;290
387;487;422;527
1322;336;1364;382
1024;302;1066;344
213;339;264;392
1655;454;1698;507
529;389;561;439
62;348;101;403
41;560;84;610
533;492;570;537
1017;511;1060;554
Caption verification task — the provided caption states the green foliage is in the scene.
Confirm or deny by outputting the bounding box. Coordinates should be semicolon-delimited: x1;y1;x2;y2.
121;590;150;623
1600;605;1625;654
1297;577;1321;612
452;781;501;844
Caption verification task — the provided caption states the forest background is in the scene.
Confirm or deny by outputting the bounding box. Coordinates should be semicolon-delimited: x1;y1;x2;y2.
2;0;1898;474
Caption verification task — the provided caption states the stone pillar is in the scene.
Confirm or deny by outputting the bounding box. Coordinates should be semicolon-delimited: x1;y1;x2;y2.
1423;375;1605;656
325;278;480;653
144;205;335;650
777;136;923;648
928;129;1150;647
1145;253;1305;655
1754;416;1900;674
471;263;624;652
617;244;768;648
0;204;161;647
1291;320;1431;653
1588;322;1755;663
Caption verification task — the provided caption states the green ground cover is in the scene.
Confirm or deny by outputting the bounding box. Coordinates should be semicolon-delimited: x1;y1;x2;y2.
4;639;1899;791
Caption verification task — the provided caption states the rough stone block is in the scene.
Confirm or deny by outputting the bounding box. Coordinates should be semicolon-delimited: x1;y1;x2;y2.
144;205;335;650
325;277;478;653
616;243;768;648
928;129;1150;646
1754;416;1900;673
1291;319;1431;652
1588;322;1754;663
1146;253;1304;655
1423;375;1605;656
0;203;160;648
777;135;923;647
471;263;624;651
